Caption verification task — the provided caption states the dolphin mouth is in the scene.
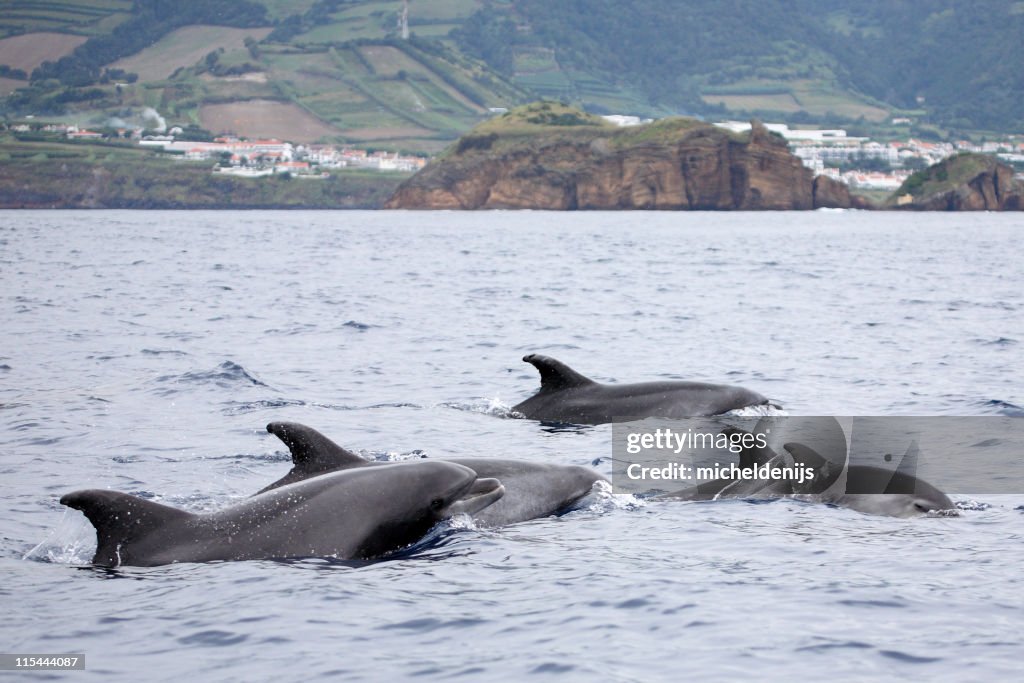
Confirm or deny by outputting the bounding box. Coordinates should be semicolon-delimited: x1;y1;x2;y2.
447;477;505;517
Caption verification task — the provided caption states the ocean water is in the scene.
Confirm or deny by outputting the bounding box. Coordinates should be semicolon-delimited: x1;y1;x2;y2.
1;210;1022;681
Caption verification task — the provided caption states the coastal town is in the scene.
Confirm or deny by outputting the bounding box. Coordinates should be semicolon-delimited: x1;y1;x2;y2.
8;119;428;178
4;113;1023;193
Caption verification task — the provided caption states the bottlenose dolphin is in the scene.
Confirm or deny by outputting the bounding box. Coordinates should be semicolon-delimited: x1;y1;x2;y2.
511;354;772;424
656;426;793;501
657;428;956;517
783;442;956;517
262;421;606;527
62;461;504;567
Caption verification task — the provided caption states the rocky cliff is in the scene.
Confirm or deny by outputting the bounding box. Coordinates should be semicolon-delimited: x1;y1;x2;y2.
890;153;1023;211
386;103;869;211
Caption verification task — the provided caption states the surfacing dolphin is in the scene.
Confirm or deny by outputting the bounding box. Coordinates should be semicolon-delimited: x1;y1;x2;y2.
782;442;956;518
62;460;504;567
261;421;607;527
511;354;773;424
657;430;956;517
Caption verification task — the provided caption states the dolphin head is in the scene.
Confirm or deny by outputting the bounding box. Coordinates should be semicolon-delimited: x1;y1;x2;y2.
345;461;504;558
839;466;957;517
388;460;505;522
835;491;959;518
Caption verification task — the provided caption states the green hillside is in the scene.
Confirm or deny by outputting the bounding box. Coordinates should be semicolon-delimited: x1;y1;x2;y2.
0;0;527;153
0;0;1021;154
452;0;1024;134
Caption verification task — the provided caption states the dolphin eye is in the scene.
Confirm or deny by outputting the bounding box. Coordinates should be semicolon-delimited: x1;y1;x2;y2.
914;502;929;512
430;498;444;511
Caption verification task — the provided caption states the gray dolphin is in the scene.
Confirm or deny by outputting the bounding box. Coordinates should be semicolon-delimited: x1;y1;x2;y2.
783;442;956;518
262;421;606;527
656;426;793;501
511;354;772;424
656;434;956;517
61;460;505;567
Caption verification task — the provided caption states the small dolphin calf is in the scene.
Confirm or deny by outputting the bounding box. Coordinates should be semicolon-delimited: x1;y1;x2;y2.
262;422;606;527
511;354;772;424
62;461;504;567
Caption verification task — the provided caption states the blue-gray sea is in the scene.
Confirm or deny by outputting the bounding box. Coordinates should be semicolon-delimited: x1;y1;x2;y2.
2;210;1022;681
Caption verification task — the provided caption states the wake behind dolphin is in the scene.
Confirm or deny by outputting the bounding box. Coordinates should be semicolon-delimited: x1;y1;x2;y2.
512;354;774;424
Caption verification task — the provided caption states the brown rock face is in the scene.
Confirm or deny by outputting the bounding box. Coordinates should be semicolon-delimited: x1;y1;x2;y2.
387;119;862;210
813;175;873;210
899;155;1024;211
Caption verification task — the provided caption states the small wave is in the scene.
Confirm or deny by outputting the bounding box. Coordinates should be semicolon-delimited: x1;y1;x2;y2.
439;397;521;418
570;480;646;515
342;320;374;331
141;348;188;356
178;630;249;647
363;448;428;463
977;399;1024;416
23;508;97;565
222;398;307;415
726;403;789;417
879;650;942;664
155;361;270;390
955;499;991;511
974;337;1018;347
305;401;423;412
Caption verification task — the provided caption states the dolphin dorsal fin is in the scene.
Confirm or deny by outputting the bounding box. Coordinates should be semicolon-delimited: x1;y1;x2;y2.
60;490;193;567
783;442;830;469
721;426;778;468
523;354;595;391
266;422;367;469
260;422;369;494
783;442;844;490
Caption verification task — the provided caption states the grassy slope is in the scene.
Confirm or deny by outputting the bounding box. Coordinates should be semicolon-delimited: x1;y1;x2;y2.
0;0;132;38
111;25;272;81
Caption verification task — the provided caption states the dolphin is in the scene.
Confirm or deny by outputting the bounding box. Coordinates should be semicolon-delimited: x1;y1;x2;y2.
655;426;793;501
782;442;956;518
511;354;772;424
61;461;505;567
656;428;956;517
261;421;607;527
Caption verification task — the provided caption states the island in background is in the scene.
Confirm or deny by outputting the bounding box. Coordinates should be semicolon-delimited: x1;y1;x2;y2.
386;103;1023;212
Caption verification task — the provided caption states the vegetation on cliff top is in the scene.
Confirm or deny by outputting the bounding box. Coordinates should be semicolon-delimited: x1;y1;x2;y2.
475;102;610;134
442;103;743;160
891;153;1003;201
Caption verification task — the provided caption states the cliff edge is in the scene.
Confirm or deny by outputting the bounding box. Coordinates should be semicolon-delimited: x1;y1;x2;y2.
386;103;869;211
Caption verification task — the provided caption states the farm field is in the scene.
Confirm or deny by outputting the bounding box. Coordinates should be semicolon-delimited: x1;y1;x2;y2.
198;99;341;143
0;31;88;72
0;0;131;37
702;79;889;121
111;25;273;82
